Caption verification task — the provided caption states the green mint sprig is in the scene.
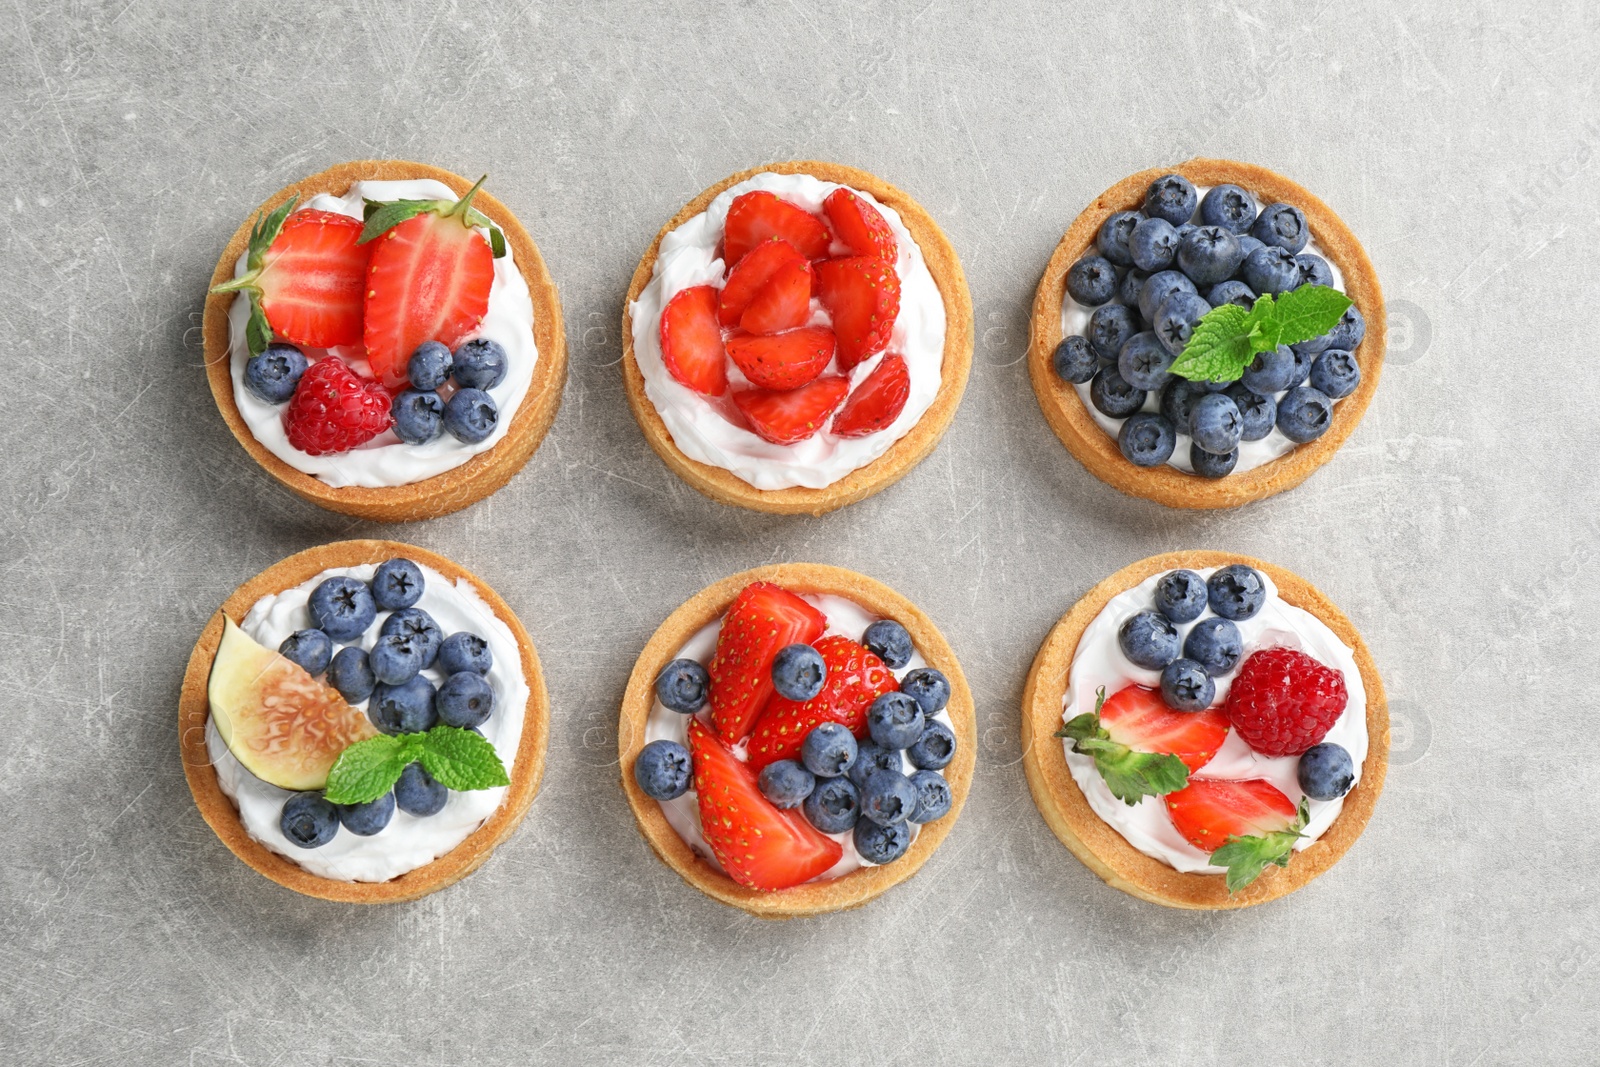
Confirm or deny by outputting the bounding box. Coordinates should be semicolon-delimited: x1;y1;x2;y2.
323;724;510;805
1210;797;1310;893
1169;285;1352;384
358;174;507;258
207;195;300;357
1055;686;1190;805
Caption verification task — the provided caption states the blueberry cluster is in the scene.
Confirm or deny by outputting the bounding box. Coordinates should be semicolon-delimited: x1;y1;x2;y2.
1052;175;1365;478
275;558;499;849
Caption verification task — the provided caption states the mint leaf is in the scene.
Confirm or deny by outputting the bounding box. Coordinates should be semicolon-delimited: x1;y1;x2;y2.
324;734;420;805
1172;285;1352;383
1210;797;1310;893
1168;303;1254;382
1055;686;1189;804
419;725;510;791
1264;285;1352;348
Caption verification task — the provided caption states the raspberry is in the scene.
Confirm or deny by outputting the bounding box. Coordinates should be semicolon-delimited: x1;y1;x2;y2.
1224;647;1348;757
283;358;392;456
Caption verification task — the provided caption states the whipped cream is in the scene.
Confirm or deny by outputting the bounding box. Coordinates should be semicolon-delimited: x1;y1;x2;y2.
1061;567;1367;875
227;179;539;490
1061;184;1348;474
644;594;949;881
205;561;529;882
629;171;947;491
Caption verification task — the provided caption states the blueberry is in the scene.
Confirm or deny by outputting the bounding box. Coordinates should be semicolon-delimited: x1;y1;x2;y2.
308;576;376;643
1242;245;1302;295
1310;350;1361;399
854;818;913;864
1207;564;1266;621
1233;234;1264;266
1155;570;1208;623
1291;331;1334;359
244;343;308;403
371;558;425;612
338;792;395;836
1226;382;1276;441
1295;253;1334;288
1184;617;1243;677
1089;365;1148;419
1325;305;1366;351
1298;742;1356;801
1139;270;1197;324
1118;412;1177;467
392;390;445;444
279;792;340;848
1129;217;1179;272
1096;211;1140;267
801;722;859;778
1117;331;1176;392
1252;202;1309;253
437;670;495;729
380;608;442;668
771;643;826;701
444;388;498;443
911;770;954;823
1241;344;1298;395
1160;658;1217;711
860;769;919;826
803;775;861;833
278;628;331;676
1176;225;1244;287
438;631;492;676
862;619;913;670
634;739;692;801
1118;610;1179;670
906;720;956;771
1189;393;1243;455
1088;303;1140;362
1066;255;1118;306
900;667;951;715
1190;443;1238;478
758;759;816;809
368;675;438;735
1154;292;1212;358
1052;336;1098;384
369;633;425;686
1118;267;1148;308
867;692;926;750
394;762;448;817
847;740;901;789
1159;378;1209;432
407;341;454;391
1285;345;1316;388
1277;386;1334;443
1207;279;1257;309
653;658;708;712
1199;184;1257;234
328;646;376;704
451;338;508;390
1144;174;1198;226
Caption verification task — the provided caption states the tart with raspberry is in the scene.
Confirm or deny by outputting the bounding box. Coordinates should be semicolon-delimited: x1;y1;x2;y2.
203;161;566;522
1028;160;1384;509
619;564;975;917
1021;551;1389;908
179;539;549;902
622;161;973;515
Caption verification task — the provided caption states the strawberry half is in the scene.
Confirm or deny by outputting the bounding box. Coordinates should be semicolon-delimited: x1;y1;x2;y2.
723;191;831;267
660;285;729;395
707;583;827;744
732;376;849;445
823;187;897;261
687;719;842;891
726;326;835;391
746;635;898;771
814;256;900;370
718;238;808;327
739;257;812;335
831;354;909;438
1056;684;1229;804
1163;777;1308;892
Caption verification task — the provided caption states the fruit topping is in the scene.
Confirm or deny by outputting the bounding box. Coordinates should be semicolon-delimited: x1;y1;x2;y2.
1053;335;1099;385
866;692;925;750
1144;174;1198;226
1089;366;1146;418
338;792;395;836
635;738;693;801
1276;386;1333;443
278;628;332;676
1065;255;1117;306
1119;412;1177;468
822;187;897;261
1225;647;1349;757
847;740;901;788
1177;226;1244;287
898;667;950;715
1158;658;1216;712
1163;777;1308;892
438;632;493;676
738;257;812;335
861;619;913;670
443;388;499;443
407;341;454;391
908;769;952;823
244;343;309;404
659;284;729;395
1096;211;1139;266
1154;570;1208;623
394;762;449;816
1199;184;1257;234
437;671;495;729
283;358;392;457
771;642;827;701
800;721;859;778
1207;564;1265;620
328;646;376;704
1118;610;1180;670
370;633;425;686
707;583;827;744
747;635;897;771
1190;392;1243;455
860;768;919;826
280;793;340;849
717;238;810;326
814;256;901;370
732;375;850;445
1298;741;1356;801
1251;202;1309;253
309;575;377;642
723;191;832;267
757;759;816;808
906;720;956;770
380;608;442;667
803;776;862;834
1183;617;1243;677
726;326;836;390
853;819;912;864
1310;349;1361;399
831;354;910;438
393;390;445;444
371;558;424;611
452;337;508;390
655;658;710;713
1056;684;1229;804
369;676;438;735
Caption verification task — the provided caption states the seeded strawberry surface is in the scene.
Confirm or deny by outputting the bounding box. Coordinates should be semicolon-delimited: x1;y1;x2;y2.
1224;647;1348;757
707;583;827;743
746;635;897;771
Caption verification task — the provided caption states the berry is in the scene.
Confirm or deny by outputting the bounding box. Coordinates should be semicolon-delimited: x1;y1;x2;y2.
438;631;492;675
451;338;508;390
814;256;901;369
860;768;918;826
801;722;859;778
899;667;951;715
1242;245;1302;296
380;608;442;668
1251;202;1309;253
1096;211;1140;266
1118;610;1180;670
328;646;375;704
1295;254;1334;288
1184;617;1243;677
406;341;453;391
801;774;861;833
1139;270;1197;323
908;770;952;823
726;326;835;390
723;191;831;266
1234;234;1265;263
437;670;495;729
1089;366;1147;419
1066;255;1117;306
1154;291;1211;358
309;576;376;642
394;762;448;817
1226;382;1276;441
1190;443;1238;478
1155;570;1208;623
854;818;912;864
1097;684;1229;772
737;256;811;335
907;720;956;771
1118;331;1176;391
392;389;444;444
369;633;424;686
1310;350;1360;399
771;642;827;701
283;358;392;456
1285;345;1315;388
708;583;826;743
1163;776;1297;851
1145;174;1198;226
1276;387;1334;443
278;628;331;676
634;739;692;801
832;354;910;438
219;209;368;350
732;376;849;445
718;239;809;326
244;343;308;403
368;676;438;735
1189;393;1243;455
660;284;728;395
758;759;816;809
654;658;709;713
1118;268;1148;308
861;619;913;670
1241;343;1298;395
1129;217;1179;272
1053;336;1097;384
443;387;498;443
1160;658;1216;711
1199;184;1257;234
749;633;893;766
1177;225;1244;287
847;740;901;789
1089;302;1139;362
1160;378;1208;432
1326;305;1366;351
823;187;897;261
1119;411;1177;467
280;792;340;848
866;692;925;750
1207;280;1256;309
1226;648;1349;756
371;558;424;612
338;792;395;836
1298;742;1356;801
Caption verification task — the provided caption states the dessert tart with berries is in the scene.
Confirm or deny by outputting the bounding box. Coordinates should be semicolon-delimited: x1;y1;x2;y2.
1028;160;1384;508
622;161;973;516
619;564;975;917
1021;552;1388;909
179;540;549;902
203;161;567;522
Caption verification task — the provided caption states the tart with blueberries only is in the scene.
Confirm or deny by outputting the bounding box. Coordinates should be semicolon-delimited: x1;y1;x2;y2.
1021;552;1389;909
622;161;973;515
203;160;566;522
179;540;549;902
619;564;975;917
1028;160;1384;508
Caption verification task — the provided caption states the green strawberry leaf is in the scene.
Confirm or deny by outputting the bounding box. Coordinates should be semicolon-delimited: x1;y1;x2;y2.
244;291;273;359
1168;302;1253;382
1055;686;1190;805
358;174;506;258
418;725;510;792
1210;797;1311;893
323;733;421;805
1171;284;1352;384
208;195;300;356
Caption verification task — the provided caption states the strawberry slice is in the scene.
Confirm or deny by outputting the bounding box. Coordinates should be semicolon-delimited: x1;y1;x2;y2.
1164;777;1308;892
747;636;898;771
707;583;827;744
831;354;910;438
732;376;849;445
723;191;831;268
687;719;842;891
717;239;808;327
660;285;729;395
823;187;897;261
740;258;812;335
1099;684;1229;773
814;256;900;370
726;326;835;391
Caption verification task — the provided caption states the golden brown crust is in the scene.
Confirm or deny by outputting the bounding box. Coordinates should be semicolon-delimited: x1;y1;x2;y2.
1020;551;1389;909
178;540;549;903
618;564;975;917
202;161;567;523
620;161;974;516
1027;159;1386;509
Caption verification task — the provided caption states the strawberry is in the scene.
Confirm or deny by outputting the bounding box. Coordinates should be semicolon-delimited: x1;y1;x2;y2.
746;636;898;771
1056;684;1228;804
723;191;831;267
687;718;842;891
659;285;729;395
814;256;900;370
739;257;812;335
717;238;808;327
1224;648;1349;757
707;583;827;743
283;358;392;456
1163;777;1308;892
823;187;897;261
726;326;835;390
831;354;909;438
731;376;850;445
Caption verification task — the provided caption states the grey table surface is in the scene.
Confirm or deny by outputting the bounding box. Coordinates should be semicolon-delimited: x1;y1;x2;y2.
4;1;1596;1064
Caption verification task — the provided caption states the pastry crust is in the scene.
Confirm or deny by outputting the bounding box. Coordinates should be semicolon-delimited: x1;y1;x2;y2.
1020;551;1389;909
203;161;567;523
619;564;975;917
178;540;549;903
1027;159;1385;509
621;161;974;516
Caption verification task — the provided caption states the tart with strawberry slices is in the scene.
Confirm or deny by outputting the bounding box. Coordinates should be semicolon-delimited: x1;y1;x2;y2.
623;162;973;515
203;161;566;522
619;564;975;916
1021;551;1389;908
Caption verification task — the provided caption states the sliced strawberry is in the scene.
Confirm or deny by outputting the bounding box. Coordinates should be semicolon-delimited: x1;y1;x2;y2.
831;354;909;438
717;239;808;327
740;258;812;335
732;376;849;445
660;285;729;395
747;636;898;771
814;256;901;370
1164;777;1299;853
256;210;368;348
723;191;831;267
1100;684;1229;773
707;583;827;744
823;187;897;261
726;326;835;390
687;719;842;891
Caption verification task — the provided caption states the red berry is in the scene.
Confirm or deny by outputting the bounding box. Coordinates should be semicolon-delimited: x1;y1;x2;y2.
823;187;897;261
1099;684;1230;773
731;376;849;445
739;257;813;335
725;326;835;391
723;191;832;268
1163;777;1298;852
1224;648;1349;757
660;285;729;395
718;238;809;327
256;209;369;349
707;583;827;744
746;636;898;771
814;256;900;370
831;354;910;438
283;358;392;456
363;209;494;389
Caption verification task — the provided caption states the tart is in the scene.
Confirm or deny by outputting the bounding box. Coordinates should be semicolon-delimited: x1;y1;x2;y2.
1021;551;1388;909
1028;159;1384;508
179;539;549;902
619;564;975;917
622;161;973;516
203;160;567;522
